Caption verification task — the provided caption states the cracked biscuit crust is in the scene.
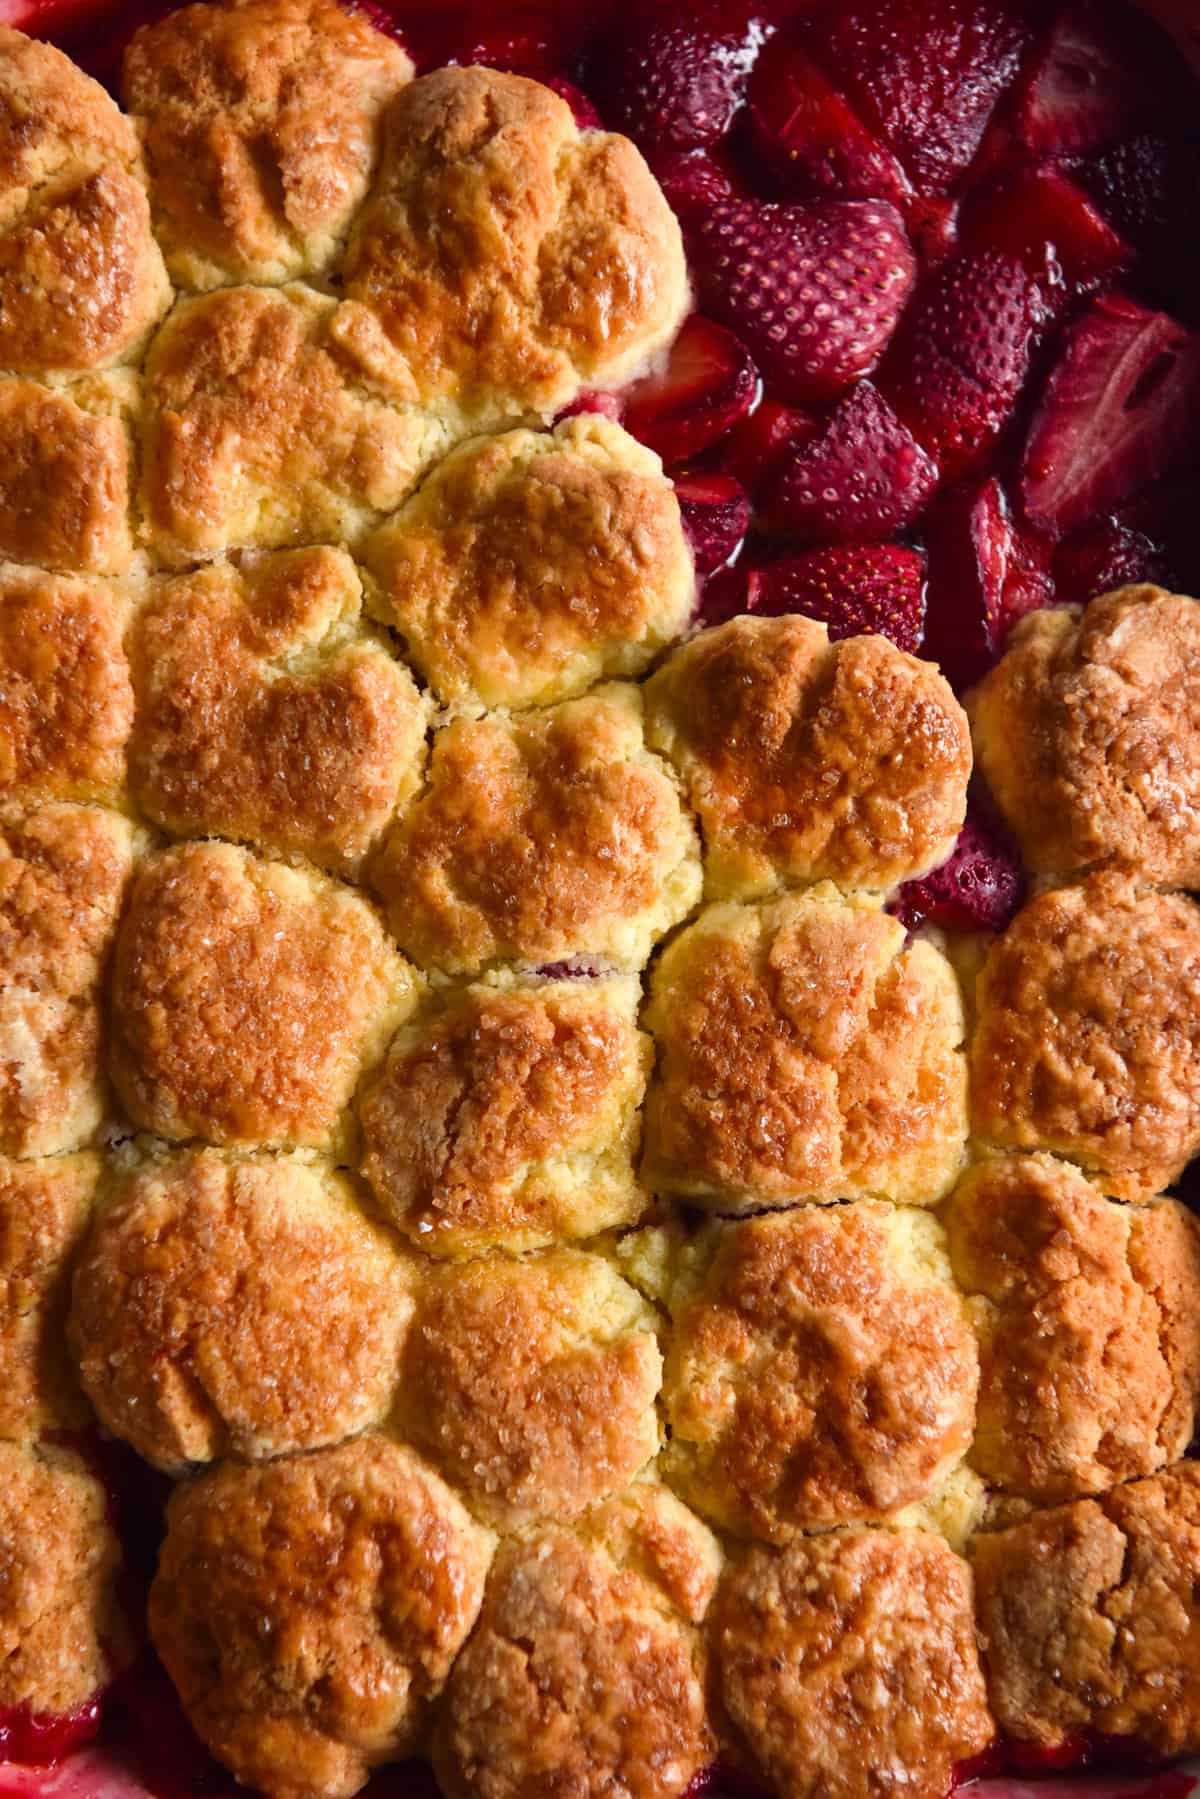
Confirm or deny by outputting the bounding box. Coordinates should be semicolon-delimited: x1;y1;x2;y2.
123;0;412;290
972;1462;1200;1755
359;972;650;1258
71;1149;414;1472
398;1247;662;1528
0;28;170;374
0;1152;98;1440
945;1154;1200;1503
337;66;688;423
365;415;693;709
971;587;1200;885
969;874;1200;1200
110;840;416;1152
647;614;970;900
713;1529;994;1799
150;1436;494;1799
0;373;137;575
642;888;968;1211
371;684;701;975
629;1206;978;1540
131;547;428;872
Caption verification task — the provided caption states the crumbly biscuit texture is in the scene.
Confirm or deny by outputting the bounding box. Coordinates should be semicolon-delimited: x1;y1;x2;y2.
972;1462;1200;1755
0;1441;130;1715
338;65;688;425
0;28;170;375
150;1436;494;1799
946;1154;1200;1502
398;1247;662;1527
366;415;693;709
0;1153;98;1439
0;804;135;1159
972;587;1200;885
359;972;650;1257
713;1529;994;1799
643;888;968;1210
110;839;416;1151
371;685;701;975
0;373;137;574
140;283;445;565
647;615;971;899
71;1149;414;1471
630;1205;977;1541
131;547;428;871
123;0;412;290
970;875;1200;1199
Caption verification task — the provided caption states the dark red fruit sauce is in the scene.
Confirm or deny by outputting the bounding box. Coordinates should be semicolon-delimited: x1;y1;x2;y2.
4;0;1200;1794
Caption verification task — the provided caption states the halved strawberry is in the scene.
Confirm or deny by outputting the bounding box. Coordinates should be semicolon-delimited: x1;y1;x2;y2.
922;478;1054;689
959;165;1129;305
746;35;911;206
1008;3;1160;157
880;250;1047;482
891;807;1025;934
719;398;817;494
1053;518;1168;605
1071;132;1200;324
765;380;938;543
740;544;927;653
1020;292;1200;536
587;0;772;161
693;197;916;405
674;472;751;575
623;315;759;466
798;0;1031;196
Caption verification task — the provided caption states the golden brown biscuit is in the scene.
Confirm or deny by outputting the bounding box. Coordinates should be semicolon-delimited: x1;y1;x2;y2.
969;875;1200;1199
71;1149;414;1473
0;1441;131;1716
131;547;428;872
0;562;133;813
371;684;701;975
397;1247;662;1527
0;372;137;574
337;66;688;424
0;28;170;374
945;1154;1200;1502
0;804;135;1159
642;888;968;1211
972;1463;1200;1755
123;0;412;291
140;283;445;565
365;416;693;709
110;840;416;1152
624;1206;978;1541
971;586;1200;885
713;1529;994;1799
434;1489;716;1799
359;971;651;1258
150;1436;494;1799
0;1153;98;1440
647;615;971;900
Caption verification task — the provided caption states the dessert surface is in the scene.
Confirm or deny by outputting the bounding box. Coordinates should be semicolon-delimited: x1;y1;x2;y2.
1;1;1200;1798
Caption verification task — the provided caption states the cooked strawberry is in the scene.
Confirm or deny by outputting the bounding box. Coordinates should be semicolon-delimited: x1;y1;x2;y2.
587;0;772;161
623;315;759;466
765;381;937;543
555;391;625;423
720;398;817;493
693;197;916;404
1071;132;1200;323
1020;292;1200;536
742;544;927;653
1052;519;1168;605
651;147;746;224
674;472;751;575
881;249;1047;482
922;478;1054;689
395;2;596;77
1008;3;1160;157
960;165;1129;304
798;0;1030;196
547;78;603;129
891;808;1025;934
747;35;911;206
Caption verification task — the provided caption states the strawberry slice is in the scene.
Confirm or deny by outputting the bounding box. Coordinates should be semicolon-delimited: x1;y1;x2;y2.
765;380;938;543
739;544;927;653
959;165;1129;305
1020;292;1200;536
674;472;750;575
693;197;916;404
746;35;911;206
798;0;1030;196
719;398;817;493
1008;3;1160;157
623;315;759;466
891;808;1025;934
587;0;772;161
922;478;1054;690
1053;519;1168;606
881;249;1047;482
